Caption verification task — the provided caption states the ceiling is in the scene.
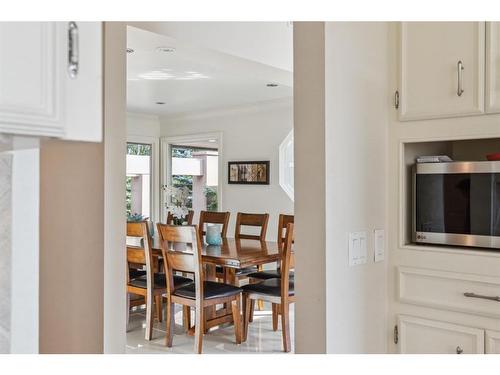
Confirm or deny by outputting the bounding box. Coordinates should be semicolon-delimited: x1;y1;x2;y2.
126;24;293;116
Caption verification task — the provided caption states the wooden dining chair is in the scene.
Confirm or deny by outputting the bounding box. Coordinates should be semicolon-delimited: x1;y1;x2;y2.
198;210;230;238
233;212;270;309
234;212;269;241
156;223;243;354
167;209;194;225
248;214;294;281
199;211;230;280
242;223;295;352
126;221;192;340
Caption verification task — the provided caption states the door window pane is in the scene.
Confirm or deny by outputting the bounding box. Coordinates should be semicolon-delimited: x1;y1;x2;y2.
126;143;152;220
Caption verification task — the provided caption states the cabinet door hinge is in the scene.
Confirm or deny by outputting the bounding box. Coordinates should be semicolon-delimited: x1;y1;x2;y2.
394;90;400;109
393;325;399;344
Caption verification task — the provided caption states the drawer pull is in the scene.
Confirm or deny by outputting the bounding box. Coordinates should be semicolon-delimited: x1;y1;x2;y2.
463;292;500;302
457;60;464;97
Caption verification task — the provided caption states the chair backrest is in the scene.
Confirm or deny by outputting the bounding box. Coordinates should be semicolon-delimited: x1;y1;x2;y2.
156;224;203;298
126;221;154;287
280;223;294;301
234;212;269;241
277;214;294;248
167;210;194;225
198;211;230;238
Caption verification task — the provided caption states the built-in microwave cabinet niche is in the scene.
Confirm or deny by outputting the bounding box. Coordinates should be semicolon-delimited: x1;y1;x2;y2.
398;22;500;121
401;138;500;248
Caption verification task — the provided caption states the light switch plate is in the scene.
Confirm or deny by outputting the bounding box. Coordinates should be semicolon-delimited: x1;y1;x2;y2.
374;229;385;262
349;231;367;266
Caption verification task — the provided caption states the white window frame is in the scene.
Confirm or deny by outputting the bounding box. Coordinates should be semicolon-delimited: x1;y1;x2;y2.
279;129;294;201
160;131;223;223
126;135;160;225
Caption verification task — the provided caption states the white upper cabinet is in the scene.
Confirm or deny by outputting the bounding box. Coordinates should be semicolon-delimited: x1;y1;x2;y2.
0;22;102;142
485;22;500;113
398;315;485;354
399;22;485;121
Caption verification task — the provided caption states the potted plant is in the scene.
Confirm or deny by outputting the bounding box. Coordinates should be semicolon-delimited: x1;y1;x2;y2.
162;185;190;225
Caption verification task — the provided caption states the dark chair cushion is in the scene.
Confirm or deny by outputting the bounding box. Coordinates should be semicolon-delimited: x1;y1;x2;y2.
242;278;294;297
128;273;192;290
174;281;242;300
129;268;146;280
247;270;294;280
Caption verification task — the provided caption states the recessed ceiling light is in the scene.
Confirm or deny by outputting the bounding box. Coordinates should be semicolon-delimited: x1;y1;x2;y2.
155;101;165;105
208;139;217;143
156;46;176;53
266;83;279;87
126;47;134;54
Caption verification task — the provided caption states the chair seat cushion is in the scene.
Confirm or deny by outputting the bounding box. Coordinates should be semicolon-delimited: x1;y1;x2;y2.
247;270;294;280
128;273;192;290
129;268;146;280
173;281;242;300
242;278;294;297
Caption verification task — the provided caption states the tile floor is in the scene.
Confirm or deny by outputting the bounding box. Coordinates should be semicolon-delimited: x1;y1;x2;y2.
126;302;294;354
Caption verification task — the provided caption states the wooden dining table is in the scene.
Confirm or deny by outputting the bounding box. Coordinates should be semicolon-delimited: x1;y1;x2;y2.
151;237;282;332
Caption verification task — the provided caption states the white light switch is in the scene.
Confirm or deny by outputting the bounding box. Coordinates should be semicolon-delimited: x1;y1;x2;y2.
349;231;367;266
374;229;385;262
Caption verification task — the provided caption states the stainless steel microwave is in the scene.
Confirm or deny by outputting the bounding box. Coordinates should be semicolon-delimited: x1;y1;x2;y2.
413;161;500;250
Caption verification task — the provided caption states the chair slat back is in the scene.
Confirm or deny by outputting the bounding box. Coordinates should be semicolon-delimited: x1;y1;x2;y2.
234;212;269;241
277;214;294;248
198;211;230;238
167;210;194;225
156;224;203;296
126;221;153;286
280;223;294;301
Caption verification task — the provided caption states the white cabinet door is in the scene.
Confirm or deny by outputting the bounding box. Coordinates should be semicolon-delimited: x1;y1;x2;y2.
486;330;500;354
485;22;500;113
398;315;484;354
0;23;64;137
399;22;485;121
61;22;102;142
0;22;102;142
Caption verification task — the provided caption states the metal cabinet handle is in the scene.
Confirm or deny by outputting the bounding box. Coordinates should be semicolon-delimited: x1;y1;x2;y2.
456;346;463;354
464;292;500;302
67;22;79;79
457;60;464;96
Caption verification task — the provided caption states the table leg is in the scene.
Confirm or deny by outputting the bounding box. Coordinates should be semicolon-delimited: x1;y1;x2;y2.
204;264;216;332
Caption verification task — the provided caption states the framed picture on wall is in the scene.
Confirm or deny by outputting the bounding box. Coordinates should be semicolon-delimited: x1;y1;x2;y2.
228;161;270;185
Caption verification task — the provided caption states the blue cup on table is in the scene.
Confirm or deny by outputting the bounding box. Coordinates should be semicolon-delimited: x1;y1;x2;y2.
206;224;222;246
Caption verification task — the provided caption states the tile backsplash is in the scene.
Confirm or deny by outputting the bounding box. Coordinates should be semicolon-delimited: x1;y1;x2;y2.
0;152;12;353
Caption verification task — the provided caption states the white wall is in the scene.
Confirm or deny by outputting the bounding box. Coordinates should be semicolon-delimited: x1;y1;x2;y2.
293;22;389;354
127;112;160;138
103;22;127;354
324;22;388;353
160;99;294;241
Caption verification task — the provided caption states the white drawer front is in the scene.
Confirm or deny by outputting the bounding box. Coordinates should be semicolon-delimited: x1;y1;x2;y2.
399;315;484;354
399;267;500;318
486;330;500;354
